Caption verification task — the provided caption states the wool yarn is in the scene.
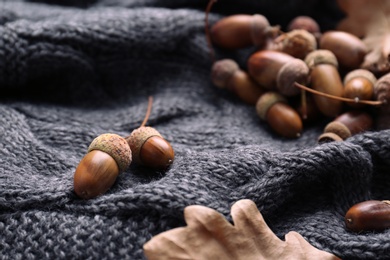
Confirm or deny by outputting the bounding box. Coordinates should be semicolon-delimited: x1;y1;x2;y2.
1;0;390;259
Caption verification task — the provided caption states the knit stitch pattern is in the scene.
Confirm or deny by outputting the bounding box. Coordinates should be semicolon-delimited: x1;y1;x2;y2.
1;0;389;259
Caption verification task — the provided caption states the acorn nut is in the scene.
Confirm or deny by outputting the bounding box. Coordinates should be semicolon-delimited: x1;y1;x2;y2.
210;14;275;49
256;92;302;138
345;200;390;232
276;58;309;96
374;72;390;112
343;69;376;108
318;111;373;143
287;16;321;35
211;59;265;105
268;29;317;59
73;133;132;199
320;31;367;70
248;50;295;90
127;126;174;170
304;50;344;117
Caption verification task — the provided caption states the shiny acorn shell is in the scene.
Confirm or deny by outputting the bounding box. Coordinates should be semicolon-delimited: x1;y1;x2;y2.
127;126;162;164
345;200;390;232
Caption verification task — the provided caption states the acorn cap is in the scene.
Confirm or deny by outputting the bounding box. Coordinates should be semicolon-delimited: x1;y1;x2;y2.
211;59;239;89
344;69;377;85
276;58;309;96
279;29;317;59
127;126;162;164
256;92;287;120
304;49;338;69
88;133;132;172
318;132;344;143
251;14;271;47
323;121;352;140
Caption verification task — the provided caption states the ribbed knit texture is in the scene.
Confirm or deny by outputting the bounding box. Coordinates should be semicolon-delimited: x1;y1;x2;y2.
1;0;389;259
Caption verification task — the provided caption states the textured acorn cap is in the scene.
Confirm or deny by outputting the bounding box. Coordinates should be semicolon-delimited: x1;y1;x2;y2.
344;69;377;85
251;14;271;46
211;59;239;88
127;126;162;164
323;121;352;140
279;29;317;59
276;58;309;96
304;49;338;69
318;132;344;143
88;133;132;172
256;92;287;120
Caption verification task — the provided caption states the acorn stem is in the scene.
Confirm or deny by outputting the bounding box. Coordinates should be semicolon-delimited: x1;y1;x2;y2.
205;0;217;63
294;82;384;106
141;96;153;127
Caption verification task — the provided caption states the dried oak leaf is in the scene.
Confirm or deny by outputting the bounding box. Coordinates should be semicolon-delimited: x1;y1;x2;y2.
143;199;340;260
337;0;390;75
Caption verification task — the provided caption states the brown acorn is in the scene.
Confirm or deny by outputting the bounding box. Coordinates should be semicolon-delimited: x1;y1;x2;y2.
74;133;132;199
320;31;367;70
267;29;317;59
343;69;376;108
345;200;390;232
247;50;295;90
210;14;277;49
318;111;373;143
287;16;321;36
304;50;344;117
276;58;309;96
211;59;265;105
126;126;174;170
374;72;390;112
256;92;302;138
125;97;174;170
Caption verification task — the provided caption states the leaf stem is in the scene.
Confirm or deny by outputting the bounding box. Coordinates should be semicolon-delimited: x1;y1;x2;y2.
294;82;384;106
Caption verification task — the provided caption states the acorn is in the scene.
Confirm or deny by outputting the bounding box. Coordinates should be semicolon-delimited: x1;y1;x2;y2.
247;50;295;91
125;97;174;170
126;126;174;170
74;133;132;199
211;59;265;105
276;58;309;96
210;14;277;49
304;50;344;117
318;111;373;143
267;29;317;59
343;69;376;108
345;200;390;233
287;16;321;36
374;72;390;112
319;31;367;70
256;91;302;138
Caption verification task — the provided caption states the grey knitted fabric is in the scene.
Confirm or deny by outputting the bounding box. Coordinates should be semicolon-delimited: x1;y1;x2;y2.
1;0;390;259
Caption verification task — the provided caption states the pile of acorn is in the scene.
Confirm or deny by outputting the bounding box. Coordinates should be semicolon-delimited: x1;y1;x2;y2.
208;13;390;233
209;14;390;141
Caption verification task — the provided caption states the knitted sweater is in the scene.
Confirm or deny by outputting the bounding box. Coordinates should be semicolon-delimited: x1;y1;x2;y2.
1;0;389;259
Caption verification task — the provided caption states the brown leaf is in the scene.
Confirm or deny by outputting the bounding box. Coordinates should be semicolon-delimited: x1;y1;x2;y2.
143;199;340;260
337;0;390;75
